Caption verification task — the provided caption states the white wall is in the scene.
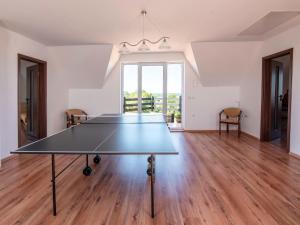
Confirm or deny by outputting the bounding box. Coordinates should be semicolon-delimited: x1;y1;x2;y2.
0;28;5;163
68;64;121;115
69;52;240;130
47;45;113;133
239;24;300;155
0;27;113;160
290;46;300;155
238;42;264;137
0;26;48;159
190;35;300;156
187;41;262;133
185;72;240;130
260;24;300;153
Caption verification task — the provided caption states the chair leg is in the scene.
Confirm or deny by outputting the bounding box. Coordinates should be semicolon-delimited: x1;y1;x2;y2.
219;123;221;135
238;123;241;137
226;124;229;133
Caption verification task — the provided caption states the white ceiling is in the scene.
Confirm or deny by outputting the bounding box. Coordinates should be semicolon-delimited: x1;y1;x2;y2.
1;0;300;50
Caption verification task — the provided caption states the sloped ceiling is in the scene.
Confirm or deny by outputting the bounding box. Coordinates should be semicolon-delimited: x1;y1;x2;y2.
239;11;300;36
191;41;262;86
1;0;300;87
0;0;300;48
48;44;113;88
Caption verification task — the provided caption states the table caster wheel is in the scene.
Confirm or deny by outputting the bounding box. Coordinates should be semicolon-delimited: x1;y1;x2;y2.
83;166;92;176
147;168;155;176
147;168;152;176
93;155;101;164
147;156;155;163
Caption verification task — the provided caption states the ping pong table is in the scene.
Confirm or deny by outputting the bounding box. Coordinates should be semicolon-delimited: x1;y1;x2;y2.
11;114;178;218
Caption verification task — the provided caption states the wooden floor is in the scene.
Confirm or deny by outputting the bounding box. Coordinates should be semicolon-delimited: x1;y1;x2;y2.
1;132;300;225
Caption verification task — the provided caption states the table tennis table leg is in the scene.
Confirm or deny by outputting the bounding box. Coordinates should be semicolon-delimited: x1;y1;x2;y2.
51;154;57;216
150;154;155;218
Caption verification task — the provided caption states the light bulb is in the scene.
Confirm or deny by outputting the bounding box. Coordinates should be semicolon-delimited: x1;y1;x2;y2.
159;38;171;50
119;43;130;54
138;40;150;52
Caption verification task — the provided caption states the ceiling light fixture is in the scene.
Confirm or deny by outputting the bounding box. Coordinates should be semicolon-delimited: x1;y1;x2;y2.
119;10;171;54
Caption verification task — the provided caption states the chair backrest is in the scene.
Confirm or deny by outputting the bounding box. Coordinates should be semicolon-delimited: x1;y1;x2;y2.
65;109;87;118
223;107;241;118
65;109;87;128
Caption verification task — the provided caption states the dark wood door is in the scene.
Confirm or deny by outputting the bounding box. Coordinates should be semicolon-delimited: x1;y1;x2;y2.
26;65;40;141
270;61;283;140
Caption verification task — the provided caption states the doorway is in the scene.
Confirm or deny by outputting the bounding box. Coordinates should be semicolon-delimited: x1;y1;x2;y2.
261;49;293;151
18;54;47;147
122;63;183;129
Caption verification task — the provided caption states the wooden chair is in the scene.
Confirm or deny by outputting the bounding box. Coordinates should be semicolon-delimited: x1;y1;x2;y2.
219;107;242;137
65;109;88;128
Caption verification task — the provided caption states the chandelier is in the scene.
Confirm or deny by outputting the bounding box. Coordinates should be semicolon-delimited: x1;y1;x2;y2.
119;10;171;54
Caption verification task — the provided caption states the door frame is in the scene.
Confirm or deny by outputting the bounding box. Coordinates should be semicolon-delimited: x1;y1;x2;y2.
17;54;47;147
260;48;293;151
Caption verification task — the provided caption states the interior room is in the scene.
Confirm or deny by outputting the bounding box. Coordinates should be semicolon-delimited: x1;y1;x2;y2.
19;59;39;146
0;1;300;224
270;54;291;148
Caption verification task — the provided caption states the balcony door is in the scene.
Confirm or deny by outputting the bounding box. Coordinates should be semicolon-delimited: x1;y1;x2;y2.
122;63;166;114
122;63;183;128
141;64;165;113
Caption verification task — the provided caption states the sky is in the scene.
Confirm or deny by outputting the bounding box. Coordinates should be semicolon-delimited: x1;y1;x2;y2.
123;64;182;94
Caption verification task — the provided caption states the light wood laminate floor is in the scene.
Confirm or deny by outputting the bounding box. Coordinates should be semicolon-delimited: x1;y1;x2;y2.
1;132;300;225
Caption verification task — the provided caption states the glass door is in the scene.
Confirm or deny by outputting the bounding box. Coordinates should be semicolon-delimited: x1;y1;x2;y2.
122;64;139;113
167;64;183;129
122;63;183;128
141;65;165;114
